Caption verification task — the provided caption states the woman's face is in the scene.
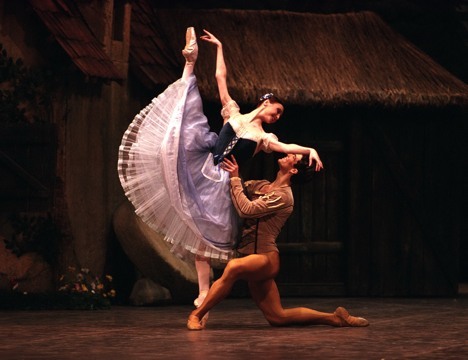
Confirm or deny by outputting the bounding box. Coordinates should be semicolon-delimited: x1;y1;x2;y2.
261;100;284;124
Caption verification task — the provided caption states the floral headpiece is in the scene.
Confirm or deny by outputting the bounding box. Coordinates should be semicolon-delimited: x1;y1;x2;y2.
259;93;274;102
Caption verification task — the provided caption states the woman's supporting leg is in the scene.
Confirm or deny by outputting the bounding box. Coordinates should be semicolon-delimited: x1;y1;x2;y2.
194;257;211;307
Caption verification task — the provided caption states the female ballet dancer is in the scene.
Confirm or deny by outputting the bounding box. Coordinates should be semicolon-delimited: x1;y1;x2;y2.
117;27;323;307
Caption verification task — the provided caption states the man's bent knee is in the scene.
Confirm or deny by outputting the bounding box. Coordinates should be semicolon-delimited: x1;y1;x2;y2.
223;260;246;281
264;314;288;327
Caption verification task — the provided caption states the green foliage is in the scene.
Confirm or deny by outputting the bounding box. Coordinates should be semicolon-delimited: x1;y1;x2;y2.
0;43;54;124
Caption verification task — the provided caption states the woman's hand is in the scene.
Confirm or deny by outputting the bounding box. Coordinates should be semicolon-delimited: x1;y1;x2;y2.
200;29;222;47
308;148;324;171
221;155;240;178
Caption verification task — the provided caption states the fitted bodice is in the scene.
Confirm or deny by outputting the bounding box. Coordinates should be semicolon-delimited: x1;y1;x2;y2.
213;100;278;166
212;123;257;166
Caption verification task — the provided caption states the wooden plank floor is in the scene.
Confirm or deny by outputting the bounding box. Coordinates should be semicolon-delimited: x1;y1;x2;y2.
1;296;467;359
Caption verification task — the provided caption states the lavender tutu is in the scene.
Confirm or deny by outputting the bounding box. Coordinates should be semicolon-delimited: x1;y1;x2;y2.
118;75;237;262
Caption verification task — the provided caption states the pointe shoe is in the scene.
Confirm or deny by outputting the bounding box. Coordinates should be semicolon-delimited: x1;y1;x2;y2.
334;307;369;327
187;314;204;330
193;290;208;308
182;27;198;65
200;312;209;327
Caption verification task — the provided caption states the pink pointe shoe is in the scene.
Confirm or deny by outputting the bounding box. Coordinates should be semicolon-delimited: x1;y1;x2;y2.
334;307;369;327
182;27;198;65
193;290;208;308
193;291;209;327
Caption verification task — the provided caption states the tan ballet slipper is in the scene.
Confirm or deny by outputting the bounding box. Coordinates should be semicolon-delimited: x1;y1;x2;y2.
334;306;369;327
182;27;198;65
187;314;204;330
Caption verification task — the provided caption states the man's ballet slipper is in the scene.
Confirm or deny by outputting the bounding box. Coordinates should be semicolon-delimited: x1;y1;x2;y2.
187;314;204;330
334;307;369;327
182;27;198;65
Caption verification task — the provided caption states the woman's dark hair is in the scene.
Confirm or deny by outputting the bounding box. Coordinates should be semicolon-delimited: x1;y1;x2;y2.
291;155;315;185
256;93;284;108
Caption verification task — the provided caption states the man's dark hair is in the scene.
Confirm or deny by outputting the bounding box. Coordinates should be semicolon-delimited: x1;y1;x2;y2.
291;155;315;185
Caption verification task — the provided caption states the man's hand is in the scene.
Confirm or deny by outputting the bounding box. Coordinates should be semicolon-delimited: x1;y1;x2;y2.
221;155;239;178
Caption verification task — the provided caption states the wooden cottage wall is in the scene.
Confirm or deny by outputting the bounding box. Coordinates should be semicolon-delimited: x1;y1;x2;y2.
0;124;56;213
0;0;144;284
348;108;462;296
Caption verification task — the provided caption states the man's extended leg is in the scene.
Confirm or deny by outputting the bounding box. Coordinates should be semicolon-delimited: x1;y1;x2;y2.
248;279;368;327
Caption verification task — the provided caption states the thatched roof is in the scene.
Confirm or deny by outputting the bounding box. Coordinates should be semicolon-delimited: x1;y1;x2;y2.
29;0;123;80
131;8;467;108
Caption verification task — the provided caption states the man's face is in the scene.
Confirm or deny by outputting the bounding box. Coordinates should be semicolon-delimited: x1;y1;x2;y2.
278;154;302;170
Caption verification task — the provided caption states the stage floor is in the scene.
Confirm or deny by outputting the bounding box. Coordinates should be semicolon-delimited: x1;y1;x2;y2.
1;296;467;359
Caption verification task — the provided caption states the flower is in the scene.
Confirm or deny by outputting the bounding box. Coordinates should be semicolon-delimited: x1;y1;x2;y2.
0;266;116;310
58;267;116;300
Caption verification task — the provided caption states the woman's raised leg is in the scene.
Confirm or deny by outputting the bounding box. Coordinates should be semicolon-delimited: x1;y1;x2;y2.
182;27;198;81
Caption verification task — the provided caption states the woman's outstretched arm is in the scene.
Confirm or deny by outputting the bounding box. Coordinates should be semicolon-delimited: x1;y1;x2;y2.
268;139;324;171
200;29;232;107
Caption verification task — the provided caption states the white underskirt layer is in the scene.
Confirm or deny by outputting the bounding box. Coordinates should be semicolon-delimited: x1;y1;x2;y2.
118;75;236;263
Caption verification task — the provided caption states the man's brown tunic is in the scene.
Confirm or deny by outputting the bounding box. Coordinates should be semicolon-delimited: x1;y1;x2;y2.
229;178;294;255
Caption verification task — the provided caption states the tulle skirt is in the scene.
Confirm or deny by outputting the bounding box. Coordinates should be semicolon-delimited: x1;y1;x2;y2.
117;75;236;263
